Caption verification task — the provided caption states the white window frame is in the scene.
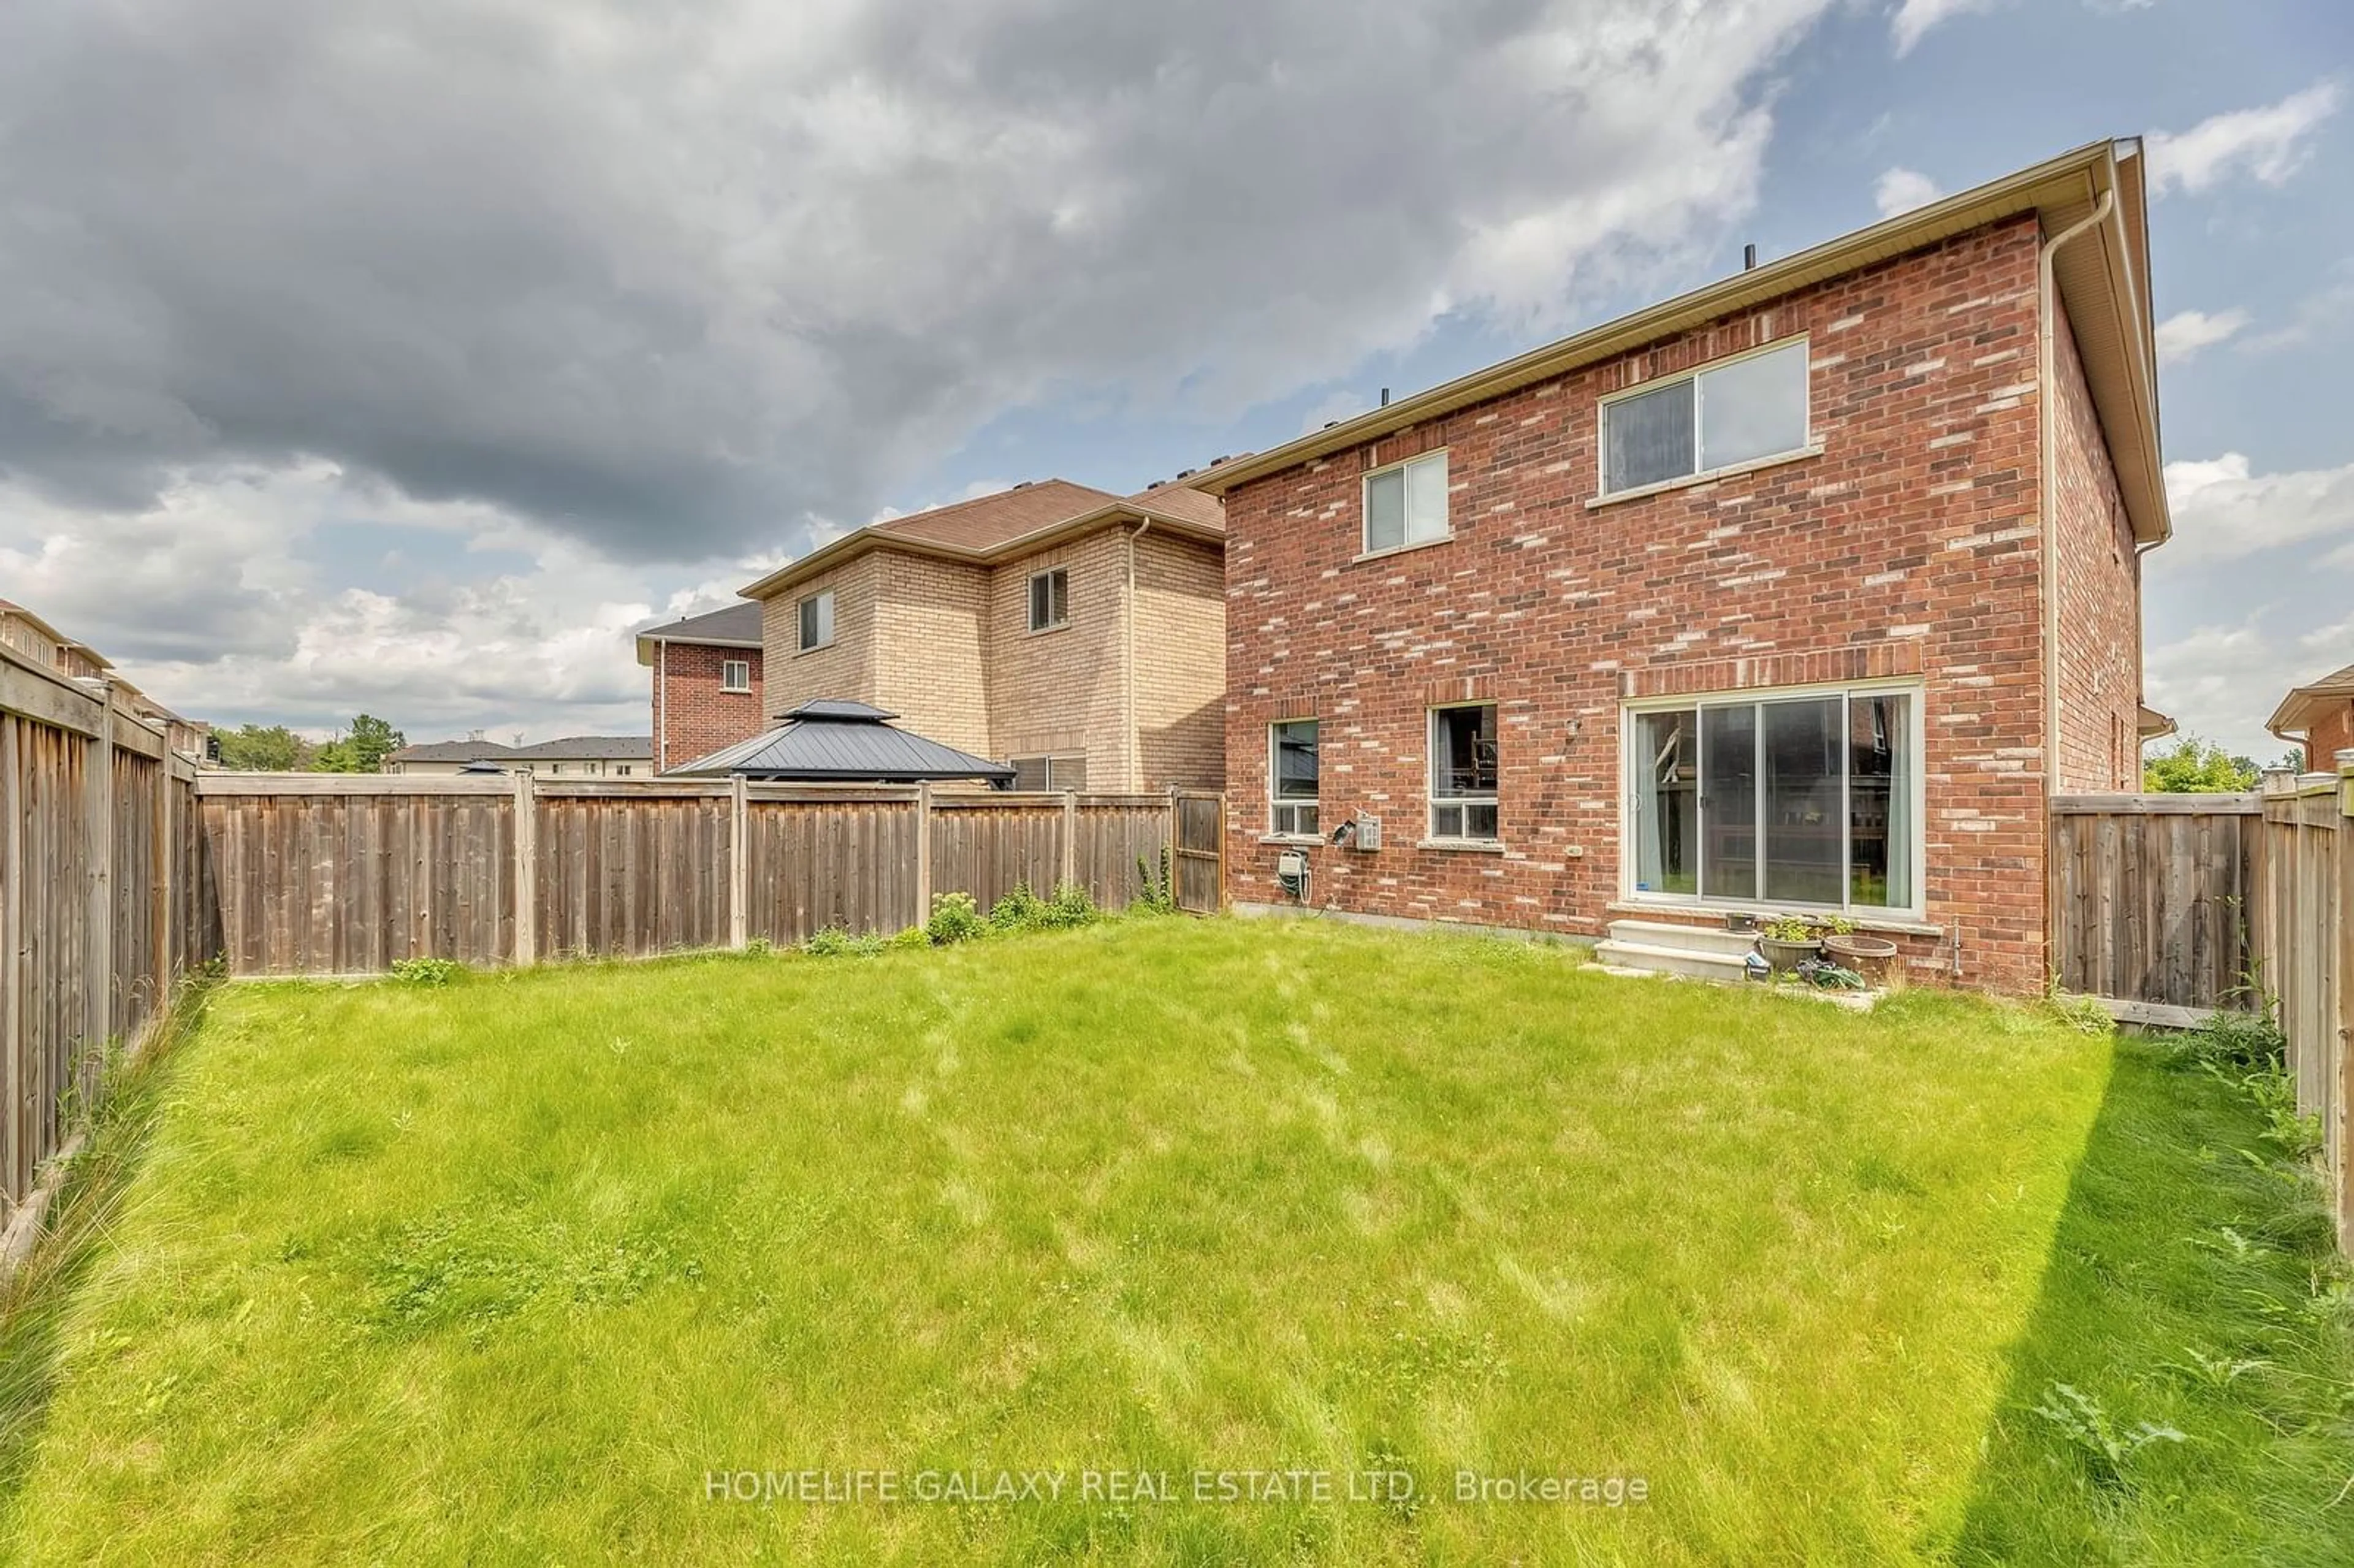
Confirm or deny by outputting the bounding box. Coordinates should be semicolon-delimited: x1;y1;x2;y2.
1268;718;1320;839
1360;449;1450;558
1426;702;1499;843
797;590;834;653
720;658;752;693
1027;568;1069;633
1619;679;1926;919
1596;335;1813;498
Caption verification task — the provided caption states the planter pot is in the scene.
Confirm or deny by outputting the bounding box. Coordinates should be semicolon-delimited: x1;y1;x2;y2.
1758;936;1821;974
1824;933;1899;983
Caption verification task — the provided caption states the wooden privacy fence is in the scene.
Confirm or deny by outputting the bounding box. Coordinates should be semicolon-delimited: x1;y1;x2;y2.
2050;771;2353;1249
2048;792;2259;1016
197;774;1222;975
1;644;215;1233
2253;769;2352;1252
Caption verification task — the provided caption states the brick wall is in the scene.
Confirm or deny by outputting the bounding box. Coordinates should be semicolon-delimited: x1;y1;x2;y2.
2307;703;2354;771
763;554;883;718
653;641;765;771
988;530;1129;781
1134;531;1227;789
2050;300;2143;792
874;554;993;758
1222;217;2081;991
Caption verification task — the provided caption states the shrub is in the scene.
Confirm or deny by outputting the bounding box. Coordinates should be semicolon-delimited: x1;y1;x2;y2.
743;935;775;958
989;883;1047;932
1133;850;1177;914
1042;880;1099;929
887;925;932;951
390;957;461;986
803;926;881;958
926;892;986;946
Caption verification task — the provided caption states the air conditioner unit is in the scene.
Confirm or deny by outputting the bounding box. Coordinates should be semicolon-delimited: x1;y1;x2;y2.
1349;815;1382;851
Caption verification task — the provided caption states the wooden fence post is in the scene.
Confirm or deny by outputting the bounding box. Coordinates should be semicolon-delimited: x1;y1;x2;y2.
729;775;749;950
511;770;537;967
2338;752;2354;1255
915;782;932;920
1062;790;1078;890
85;686;115;1076
2;713;20;1217
152;750;172;1008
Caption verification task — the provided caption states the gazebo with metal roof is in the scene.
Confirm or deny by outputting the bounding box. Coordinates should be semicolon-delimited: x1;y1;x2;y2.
667;699;1015;785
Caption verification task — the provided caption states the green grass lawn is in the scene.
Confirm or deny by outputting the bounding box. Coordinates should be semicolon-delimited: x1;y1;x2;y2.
1;917;2347;1564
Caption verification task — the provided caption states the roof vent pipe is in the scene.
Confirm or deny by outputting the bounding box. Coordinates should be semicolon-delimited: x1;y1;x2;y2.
1743;243;1758;272
1379;387;1391;407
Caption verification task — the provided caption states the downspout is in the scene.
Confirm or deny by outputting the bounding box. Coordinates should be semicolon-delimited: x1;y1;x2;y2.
656;639;668;774
1126;518;1152;792
2037;187;2114;797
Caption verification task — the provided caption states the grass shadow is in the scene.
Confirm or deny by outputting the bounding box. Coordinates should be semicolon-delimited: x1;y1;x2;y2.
0;982;213;1523
1941;1027;2354;1564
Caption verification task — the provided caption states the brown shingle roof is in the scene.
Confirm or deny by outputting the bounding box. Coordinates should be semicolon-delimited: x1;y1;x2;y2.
1127;482;1224;531
870;479;1122;551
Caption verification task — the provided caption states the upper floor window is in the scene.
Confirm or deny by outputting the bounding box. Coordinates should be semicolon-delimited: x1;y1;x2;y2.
1364;451;1448;555
1600;338;1810;495
798;590;834;653
1429;704;1499;842
721;658;751;693
1028;569;1068;632
1270;720;1319;837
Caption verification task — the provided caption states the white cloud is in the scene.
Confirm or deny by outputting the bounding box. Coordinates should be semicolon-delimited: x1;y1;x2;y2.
2154;307;2251;363
2147;81;2344;196
1889;0;2006;55
2163;451;2354;562
1873;166;1942;218
0;463;767;740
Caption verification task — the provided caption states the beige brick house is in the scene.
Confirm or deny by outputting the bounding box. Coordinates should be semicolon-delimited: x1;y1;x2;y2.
737;479;1225;791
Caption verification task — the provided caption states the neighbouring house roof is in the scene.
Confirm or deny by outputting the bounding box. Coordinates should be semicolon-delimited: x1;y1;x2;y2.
1183;139;2168;548
391;739;518;762
508;735;653;761
737;478;1225;603
0;597;114;672
392;735;653;763
669;699;1015;782
632;601;764;666
2268;662;2354;740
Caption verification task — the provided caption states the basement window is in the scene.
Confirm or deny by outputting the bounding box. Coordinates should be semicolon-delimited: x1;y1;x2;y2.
721;658;751;693
1600;338;1810;495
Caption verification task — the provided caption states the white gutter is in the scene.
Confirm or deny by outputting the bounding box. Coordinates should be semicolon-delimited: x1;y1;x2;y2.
2038;186;2115;793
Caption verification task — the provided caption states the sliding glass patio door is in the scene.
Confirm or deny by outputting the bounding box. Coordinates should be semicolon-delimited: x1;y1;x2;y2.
1628;688;1919;914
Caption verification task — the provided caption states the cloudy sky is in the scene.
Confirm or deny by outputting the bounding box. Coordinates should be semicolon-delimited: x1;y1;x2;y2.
0;0;2346;758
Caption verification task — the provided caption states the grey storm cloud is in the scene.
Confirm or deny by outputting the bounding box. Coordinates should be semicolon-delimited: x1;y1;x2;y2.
0;0;1835;562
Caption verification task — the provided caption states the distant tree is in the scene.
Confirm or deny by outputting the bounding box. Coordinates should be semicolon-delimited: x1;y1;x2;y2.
213;723;312;772
2143;733;2260;794
311;714;406;774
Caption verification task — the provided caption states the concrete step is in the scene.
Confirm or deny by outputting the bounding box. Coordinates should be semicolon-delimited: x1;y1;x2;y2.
1591;938;1755;983
1603;919;1761;958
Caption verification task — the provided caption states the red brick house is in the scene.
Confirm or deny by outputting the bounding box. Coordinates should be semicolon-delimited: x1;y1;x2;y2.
1190;140;2169;992
636;601;765;773
2269;663;2354;772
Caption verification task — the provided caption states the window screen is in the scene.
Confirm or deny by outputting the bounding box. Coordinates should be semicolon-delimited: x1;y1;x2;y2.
1271;720;1319;837
798;591;834;651
1028;569;1068;631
